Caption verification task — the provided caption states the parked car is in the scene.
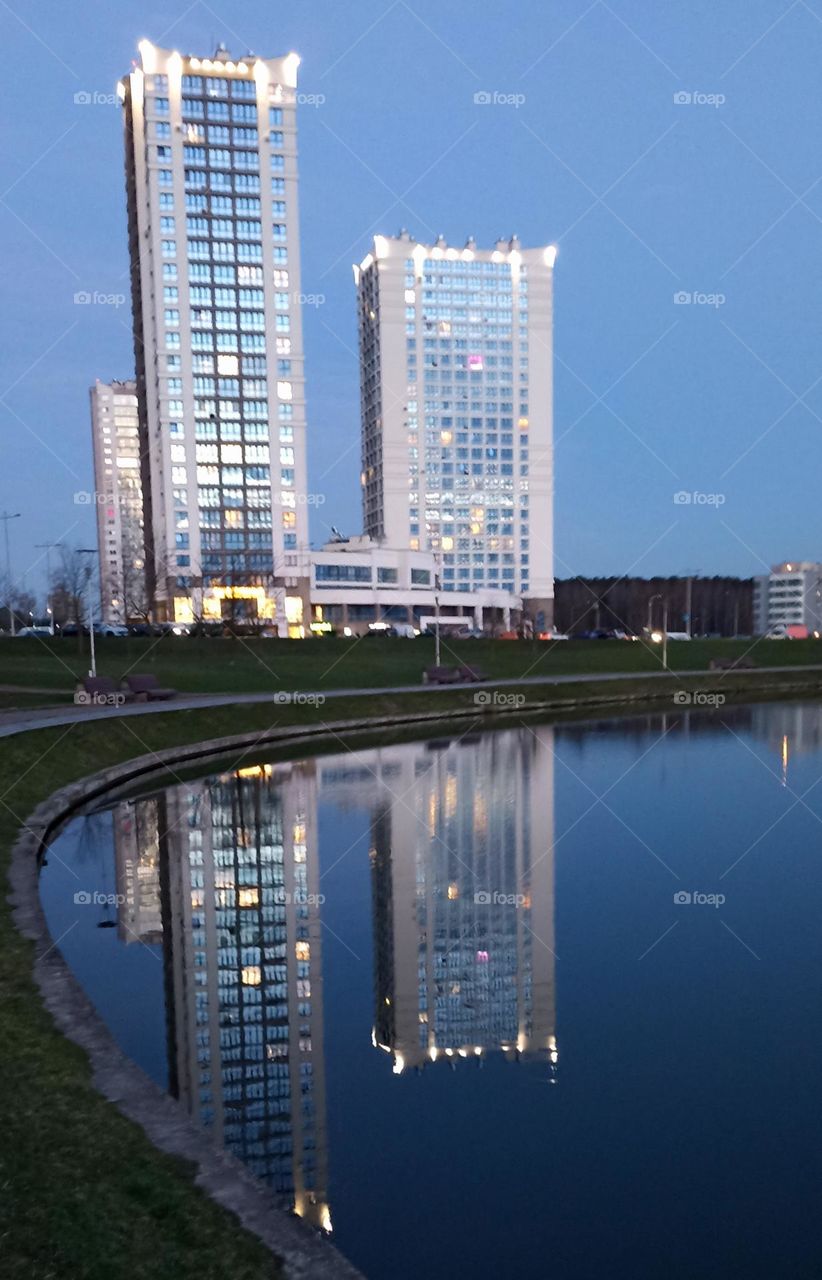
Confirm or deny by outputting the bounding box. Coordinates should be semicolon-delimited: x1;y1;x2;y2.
537;630;569;641
154;621;190;636
94;622;130;637
14;625;52;638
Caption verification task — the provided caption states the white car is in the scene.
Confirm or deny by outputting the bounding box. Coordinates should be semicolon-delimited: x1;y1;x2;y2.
95;623;130;637
14;626;52;638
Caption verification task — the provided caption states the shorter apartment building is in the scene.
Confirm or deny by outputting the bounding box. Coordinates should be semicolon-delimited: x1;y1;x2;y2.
308;536;520;636
753;562;822;635
90;379;147;623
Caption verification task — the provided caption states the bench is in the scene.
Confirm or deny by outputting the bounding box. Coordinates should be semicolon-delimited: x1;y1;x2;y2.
708;657;756;671
74;676;126;706
459;666;488;683
122;673;177;702
424;666;464;685
423;665;488;685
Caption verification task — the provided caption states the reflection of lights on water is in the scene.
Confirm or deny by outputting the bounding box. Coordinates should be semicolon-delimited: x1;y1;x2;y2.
782;734;789;786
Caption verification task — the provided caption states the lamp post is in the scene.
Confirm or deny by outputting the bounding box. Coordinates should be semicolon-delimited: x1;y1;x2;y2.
1;512;21;636
35;541;62;635
662;601;669;670
79;549;98;677
647;592;662;636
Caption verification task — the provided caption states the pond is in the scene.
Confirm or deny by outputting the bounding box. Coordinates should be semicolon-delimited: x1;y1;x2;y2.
40;702;822;1279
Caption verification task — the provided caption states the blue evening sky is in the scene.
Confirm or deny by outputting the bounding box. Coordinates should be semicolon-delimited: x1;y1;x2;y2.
1;0;821;600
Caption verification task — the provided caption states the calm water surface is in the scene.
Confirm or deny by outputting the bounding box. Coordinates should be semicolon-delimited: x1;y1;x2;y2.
40;702;822;1279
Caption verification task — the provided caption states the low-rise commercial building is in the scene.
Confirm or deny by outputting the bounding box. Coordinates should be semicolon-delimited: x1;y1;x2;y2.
307;535;520;636
753;562;822;635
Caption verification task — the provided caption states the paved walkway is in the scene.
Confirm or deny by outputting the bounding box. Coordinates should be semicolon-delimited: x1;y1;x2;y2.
2;665;821;740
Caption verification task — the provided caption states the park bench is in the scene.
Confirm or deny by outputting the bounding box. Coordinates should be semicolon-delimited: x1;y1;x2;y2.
423;666;464;684
423;665;488;685
74;676;128;706
121;673;177;702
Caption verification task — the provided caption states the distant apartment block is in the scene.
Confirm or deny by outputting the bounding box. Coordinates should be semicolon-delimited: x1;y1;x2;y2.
89;378;146;622
753;562;822;635
121;40;310;633
354;231;556;629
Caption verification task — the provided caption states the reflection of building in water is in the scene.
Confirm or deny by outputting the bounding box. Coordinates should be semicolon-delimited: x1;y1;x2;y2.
113;798;163;945
368;729;557;1075
159;762;331;1232
749;704;822;784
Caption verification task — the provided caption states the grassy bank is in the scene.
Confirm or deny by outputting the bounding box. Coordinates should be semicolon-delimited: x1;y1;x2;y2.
3;671;822;1279
2;633;822;697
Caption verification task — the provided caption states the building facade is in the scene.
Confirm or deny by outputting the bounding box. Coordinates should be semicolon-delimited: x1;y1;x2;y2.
753;562;822;635
354;231;555;629
89;379;146;623
121;41;310;632
309;534;520;635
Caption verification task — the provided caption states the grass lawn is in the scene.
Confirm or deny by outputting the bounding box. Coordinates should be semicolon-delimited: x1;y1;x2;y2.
4;673;822;1278
1;633;821;697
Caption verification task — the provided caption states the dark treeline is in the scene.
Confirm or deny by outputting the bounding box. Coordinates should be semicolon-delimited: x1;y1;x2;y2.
554;576;754;637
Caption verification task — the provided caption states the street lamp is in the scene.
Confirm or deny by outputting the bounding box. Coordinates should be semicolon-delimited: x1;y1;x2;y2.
1;512;21;636
35;541;63;635
647;592;662;636
78;549;98;677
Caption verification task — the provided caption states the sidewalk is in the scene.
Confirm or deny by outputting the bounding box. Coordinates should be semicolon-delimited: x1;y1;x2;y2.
3;664;821;740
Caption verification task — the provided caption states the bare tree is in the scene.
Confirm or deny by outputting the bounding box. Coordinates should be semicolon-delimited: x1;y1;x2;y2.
51;546;94;653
